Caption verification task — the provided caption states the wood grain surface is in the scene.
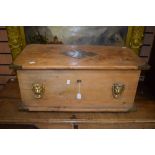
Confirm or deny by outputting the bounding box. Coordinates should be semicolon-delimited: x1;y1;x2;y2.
0;29;8;41
14;44;144;70
0;42;10;53
17;70;140;111
0;65;12;74
0;76;15;84
15;45;143;112
0;54;12;64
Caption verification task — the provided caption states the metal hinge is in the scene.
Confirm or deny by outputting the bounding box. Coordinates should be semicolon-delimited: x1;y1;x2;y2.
9;63;22;70
138;63;150;70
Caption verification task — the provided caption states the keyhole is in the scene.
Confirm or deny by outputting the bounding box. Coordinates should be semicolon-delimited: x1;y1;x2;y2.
77;80;82;83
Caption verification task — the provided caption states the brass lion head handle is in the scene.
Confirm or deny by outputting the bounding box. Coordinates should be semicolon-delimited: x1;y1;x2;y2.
32;83;45;99
112;83;125;99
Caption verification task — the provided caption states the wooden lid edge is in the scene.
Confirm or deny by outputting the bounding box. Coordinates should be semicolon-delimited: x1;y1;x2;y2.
19;65;139;70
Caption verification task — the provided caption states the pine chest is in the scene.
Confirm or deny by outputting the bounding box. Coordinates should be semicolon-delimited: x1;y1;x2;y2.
14;44;144;112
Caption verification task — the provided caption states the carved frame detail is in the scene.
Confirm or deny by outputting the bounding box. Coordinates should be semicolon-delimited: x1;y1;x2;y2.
6;26;26;60
125;26;144;55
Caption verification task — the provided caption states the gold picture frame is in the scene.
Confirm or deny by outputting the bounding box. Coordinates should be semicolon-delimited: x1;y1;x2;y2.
6;26;144;60
6;26;26;60
126;26;144;55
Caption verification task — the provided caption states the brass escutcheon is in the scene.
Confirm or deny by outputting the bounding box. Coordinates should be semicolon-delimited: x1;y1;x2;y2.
32;83;45;99
112;83;125;99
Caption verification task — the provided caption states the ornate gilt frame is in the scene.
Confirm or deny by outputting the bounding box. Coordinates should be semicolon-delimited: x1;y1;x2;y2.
126;26;144;55
6;26;26;60
6;26;144;60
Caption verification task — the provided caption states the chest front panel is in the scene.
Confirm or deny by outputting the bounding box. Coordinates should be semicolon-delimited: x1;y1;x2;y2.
17;70;140;111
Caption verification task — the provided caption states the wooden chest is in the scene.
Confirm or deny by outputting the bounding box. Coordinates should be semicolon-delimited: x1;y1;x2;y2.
14;44;144;112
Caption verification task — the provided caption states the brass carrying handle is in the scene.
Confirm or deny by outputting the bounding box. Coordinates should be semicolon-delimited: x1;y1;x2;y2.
32;83;45;99
112;83;125;99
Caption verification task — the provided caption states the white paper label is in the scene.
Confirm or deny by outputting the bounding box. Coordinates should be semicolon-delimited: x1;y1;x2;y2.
66;80;71;85
76;93;82;100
